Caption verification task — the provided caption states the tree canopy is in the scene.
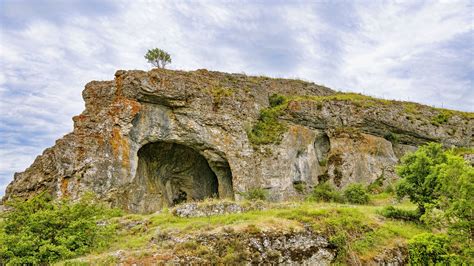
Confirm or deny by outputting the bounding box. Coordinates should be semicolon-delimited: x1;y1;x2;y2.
144;48;172;68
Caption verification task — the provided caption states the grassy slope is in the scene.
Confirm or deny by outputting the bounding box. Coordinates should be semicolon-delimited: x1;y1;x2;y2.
57;194;429;264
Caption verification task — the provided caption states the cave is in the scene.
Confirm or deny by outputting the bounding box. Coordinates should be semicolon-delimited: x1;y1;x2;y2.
134;142;233;210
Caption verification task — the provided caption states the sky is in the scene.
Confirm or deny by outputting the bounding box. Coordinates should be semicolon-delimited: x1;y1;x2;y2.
0;0;473;196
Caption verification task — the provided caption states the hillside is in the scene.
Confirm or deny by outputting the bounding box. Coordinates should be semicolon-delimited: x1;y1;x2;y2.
55;197;424;265
1;69;472;265
3;69;472;212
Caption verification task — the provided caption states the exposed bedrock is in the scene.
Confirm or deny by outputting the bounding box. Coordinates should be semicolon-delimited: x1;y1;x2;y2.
3;69;473;213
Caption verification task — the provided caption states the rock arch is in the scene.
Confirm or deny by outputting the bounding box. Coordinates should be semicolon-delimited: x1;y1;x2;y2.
131;141;233;212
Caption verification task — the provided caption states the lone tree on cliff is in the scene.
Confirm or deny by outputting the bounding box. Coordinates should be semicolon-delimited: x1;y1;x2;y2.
144;48;171;68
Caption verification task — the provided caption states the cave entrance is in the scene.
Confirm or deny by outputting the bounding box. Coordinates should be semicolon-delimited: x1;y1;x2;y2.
135;142;233;210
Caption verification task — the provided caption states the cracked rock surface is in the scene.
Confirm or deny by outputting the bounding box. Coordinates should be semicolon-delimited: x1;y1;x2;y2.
3;68;472;213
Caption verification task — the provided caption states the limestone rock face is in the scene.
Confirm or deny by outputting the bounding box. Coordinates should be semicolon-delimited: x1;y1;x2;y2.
3;69;473;213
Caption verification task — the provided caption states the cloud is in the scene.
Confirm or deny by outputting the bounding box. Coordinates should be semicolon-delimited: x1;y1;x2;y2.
0;0;472;196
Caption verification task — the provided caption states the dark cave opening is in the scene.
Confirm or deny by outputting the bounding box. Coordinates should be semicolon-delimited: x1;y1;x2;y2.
135;142;233;209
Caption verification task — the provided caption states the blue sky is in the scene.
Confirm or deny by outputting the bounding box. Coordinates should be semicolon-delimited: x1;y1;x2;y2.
0;0;473;196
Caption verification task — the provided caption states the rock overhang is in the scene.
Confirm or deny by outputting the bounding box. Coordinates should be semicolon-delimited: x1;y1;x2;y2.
3;68;473;213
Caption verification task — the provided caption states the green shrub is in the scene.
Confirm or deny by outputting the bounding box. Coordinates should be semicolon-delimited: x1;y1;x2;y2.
247;96;288;145
239;188;268;201
408;233;460;265
379;206;420;222
293;182;306;194
0;193;121;264
328;231;348;262
367;176;384;194
383;132;400;143
268;93;286;107
383;184;394;194
431;110;452;126
309;182;344;203
343;184;369;204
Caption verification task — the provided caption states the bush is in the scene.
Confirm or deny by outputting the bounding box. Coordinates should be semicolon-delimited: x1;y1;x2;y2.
343;184;369;204
408;233;459;265
239;188;268;201
0;193;121;264
310;182;344;203
379;206;420;222
383;132;399;143
431;110;452;126
383;184;394;194
367;176;384;194
247;103;287;145
268;94;286;107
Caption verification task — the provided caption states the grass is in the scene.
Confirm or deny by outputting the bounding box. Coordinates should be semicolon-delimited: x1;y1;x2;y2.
247;92;472;147
54;197;428;264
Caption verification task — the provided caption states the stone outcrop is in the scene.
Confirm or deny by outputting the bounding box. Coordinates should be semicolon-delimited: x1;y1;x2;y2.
3;69;473;213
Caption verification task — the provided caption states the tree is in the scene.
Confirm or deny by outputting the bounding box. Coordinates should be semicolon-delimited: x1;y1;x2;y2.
396;142;447;214
144;48;171;68
434;153;473;259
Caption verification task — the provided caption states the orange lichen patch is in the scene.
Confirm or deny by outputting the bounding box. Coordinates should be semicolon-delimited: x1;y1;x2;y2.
359;134;388;156
149;75;160;86
60;177;70;197
287;101;301;112
72;114;88;122
76;146;86;162
110;127;131;172
287;125;314;146
122;98;141;116
115;74;123;97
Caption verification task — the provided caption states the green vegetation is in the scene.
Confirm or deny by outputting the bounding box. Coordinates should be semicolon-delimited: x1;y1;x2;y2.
431;110;452;126
408;233;455;265
309;182;344;203
247;94;288;145
2;141;472;264
396;143;447;215
248;91;472;146
310;182;370;205
379;206;420;222
343;184;370;204
383;132;400;143
268;93;286;107
239;188;269;201
450;146;474;156
207;86;233;109
144;48;171;68
0;193;121;265
394;142;474;263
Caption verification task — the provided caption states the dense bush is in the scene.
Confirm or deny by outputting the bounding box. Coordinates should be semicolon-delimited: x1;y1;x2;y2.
408;233;460;265
343;184;369;204
0;193;121;265
239;188;268;201
268;93;286;107
309;182;344;203
379;206;420;222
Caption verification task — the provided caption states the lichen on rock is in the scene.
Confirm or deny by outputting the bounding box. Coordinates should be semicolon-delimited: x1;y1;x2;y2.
3;68;473;213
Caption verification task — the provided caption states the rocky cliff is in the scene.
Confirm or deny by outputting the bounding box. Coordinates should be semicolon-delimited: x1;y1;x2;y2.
3;69;473;213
